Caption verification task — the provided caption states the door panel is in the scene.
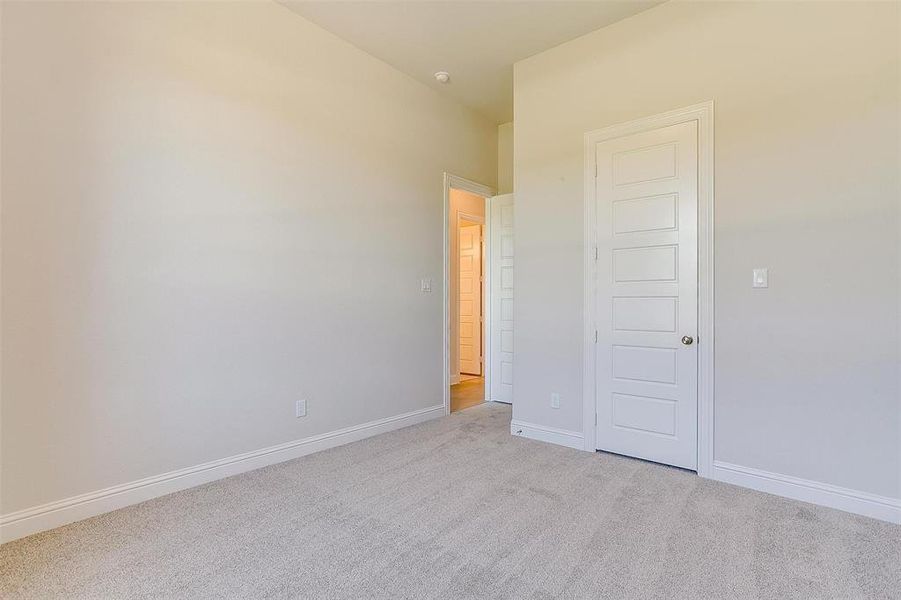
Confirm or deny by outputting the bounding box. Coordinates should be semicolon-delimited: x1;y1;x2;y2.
459;223;482;375
613;245;677;282
612;297;677;332
490;195;514;403
613;393;676;436
612;194;678;234
595;121;698;470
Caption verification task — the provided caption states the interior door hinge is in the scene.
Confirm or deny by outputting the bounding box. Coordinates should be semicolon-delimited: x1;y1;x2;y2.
594;330;598;344
594;413;597;426
594;246;598;261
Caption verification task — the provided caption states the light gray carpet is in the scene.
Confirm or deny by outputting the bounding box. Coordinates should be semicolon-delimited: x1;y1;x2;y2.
2;403;899;599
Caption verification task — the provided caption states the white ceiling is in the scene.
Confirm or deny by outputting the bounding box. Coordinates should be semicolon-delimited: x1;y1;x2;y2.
280;1;663;124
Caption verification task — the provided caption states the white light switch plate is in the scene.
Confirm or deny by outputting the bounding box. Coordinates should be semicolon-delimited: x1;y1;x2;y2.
295;399;307;418
550;393;561;409
420;278;432;293
752;268;768;288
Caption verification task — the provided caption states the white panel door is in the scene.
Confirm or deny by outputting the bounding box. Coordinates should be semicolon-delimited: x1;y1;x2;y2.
459;223;482;375
595;121;698;470
490;194;514;403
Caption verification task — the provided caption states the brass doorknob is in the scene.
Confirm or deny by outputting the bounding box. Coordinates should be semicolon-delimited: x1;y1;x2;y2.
681;336;694;346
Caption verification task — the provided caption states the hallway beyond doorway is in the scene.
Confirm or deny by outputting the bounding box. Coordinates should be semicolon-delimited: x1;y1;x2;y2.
450;377;484;412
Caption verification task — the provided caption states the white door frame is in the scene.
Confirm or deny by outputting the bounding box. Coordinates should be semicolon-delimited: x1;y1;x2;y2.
444;173;494;415
582;101;715;477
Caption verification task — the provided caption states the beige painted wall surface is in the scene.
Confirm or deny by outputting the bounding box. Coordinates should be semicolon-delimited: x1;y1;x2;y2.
514;0;900;498
448;188;485;381
497;122;513;195
0;1;496;514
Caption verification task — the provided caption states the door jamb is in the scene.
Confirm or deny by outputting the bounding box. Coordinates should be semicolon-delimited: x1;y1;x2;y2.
581;101;715;477
444;173;494;415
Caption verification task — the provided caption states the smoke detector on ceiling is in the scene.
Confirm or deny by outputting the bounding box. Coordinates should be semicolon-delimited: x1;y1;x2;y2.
434;71;450;84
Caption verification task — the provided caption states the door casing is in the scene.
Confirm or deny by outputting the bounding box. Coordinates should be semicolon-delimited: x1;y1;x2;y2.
582;102;715;477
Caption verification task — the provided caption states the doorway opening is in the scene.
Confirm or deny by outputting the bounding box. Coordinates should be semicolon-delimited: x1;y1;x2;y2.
443;173;514;415
443;174;491;414
453;214;484;411
450;192;486;412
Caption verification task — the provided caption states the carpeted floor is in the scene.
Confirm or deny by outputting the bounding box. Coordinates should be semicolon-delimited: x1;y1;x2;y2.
2;403;899;599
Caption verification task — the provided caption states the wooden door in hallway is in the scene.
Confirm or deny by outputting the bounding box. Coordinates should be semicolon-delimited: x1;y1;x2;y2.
459;222;482;375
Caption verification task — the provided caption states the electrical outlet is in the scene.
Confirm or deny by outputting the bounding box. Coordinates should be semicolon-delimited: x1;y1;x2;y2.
550;393;561;409
295;399;307;418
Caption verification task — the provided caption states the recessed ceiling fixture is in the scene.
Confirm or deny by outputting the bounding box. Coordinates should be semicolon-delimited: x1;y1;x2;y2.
434;71;450;84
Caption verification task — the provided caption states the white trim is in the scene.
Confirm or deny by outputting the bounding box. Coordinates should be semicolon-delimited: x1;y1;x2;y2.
443;173;494;415
483;200;492;403
712;461;901;524
582;101;715;478
511;420;584;450
0;404;445;543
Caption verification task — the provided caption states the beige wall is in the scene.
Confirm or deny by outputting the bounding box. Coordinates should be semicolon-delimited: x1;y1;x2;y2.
514;0;900;499
0;1;496;515
497;122;513;195
448;189;485;381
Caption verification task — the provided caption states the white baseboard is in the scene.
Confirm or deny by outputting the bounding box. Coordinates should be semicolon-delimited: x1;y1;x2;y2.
511;420;585;451
711;461;901;524
0;404;445;544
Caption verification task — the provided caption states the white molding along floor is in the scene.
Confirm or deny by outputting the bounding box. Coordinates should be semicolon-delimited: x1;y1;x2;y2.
510;420;584;450
0;404;445;543
712;461;901;524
